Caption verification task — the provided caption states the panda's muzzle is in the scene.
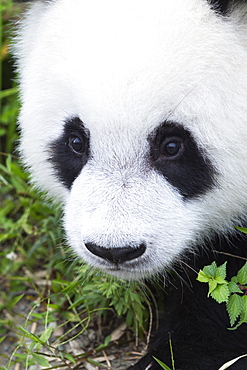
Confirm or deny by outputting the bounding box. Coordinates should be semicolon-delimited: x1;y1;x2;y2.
85;242;146;264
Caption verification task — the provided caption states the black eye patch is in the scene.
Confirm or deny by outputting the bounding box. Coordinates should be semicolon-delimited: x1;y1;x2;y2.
49;117;90;189
148;122;216;199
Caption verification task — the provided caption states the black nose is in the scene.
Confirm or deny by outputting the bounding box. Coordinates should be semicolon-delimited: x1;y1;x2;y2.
85;242;146;264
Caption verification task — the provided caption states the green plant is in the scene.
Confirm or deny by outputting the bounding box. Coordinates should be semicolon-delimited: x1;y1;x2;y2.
197;261;247;329
153;338;175;370
1;1;23;157
153;357;173;370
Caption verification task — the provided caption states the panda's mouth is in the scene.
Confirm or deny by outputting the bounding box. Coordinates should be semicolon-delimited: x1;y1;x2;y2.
89;253;149;271
97;263;154;280
84;248;158;280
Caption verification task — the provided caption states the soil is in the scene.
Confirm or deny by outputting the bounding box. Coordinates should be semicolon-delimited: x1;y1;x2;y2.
0;295;147;370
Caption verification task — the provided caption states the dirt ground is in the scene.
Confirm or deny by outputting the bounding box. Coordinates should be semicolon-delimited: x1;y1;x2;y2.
0;296;147;370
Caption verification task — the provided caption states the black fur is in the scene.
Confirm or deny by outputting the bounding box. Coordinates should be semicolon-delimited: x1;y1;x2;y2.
208;0;232;13
132;232;247;370
49;117;90;188
208;0;246;14
149;122;216;199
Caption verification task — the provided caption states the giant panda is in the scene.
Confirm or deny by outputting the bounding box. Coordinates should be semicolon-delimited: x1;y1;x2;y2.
14;0;247;369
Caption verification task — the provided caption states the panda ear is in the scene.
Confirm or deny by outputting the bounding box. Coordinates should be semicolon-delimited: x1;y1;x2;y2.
208;0;239;14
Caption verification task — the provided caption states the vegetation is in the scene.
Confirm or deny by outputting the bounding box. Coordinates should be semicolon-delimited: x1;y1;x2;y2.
197;259;247;329
197;228;247;331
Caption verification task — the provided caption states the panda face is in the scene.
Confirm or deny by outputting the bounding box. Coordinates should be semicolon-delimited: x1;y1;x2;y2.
16;0;247;279
51;117;215;279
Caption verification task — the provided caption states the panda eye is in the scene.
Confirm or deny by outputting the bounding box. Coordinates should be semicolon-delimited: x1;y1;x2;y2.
69;135;85;154
160;137;184;158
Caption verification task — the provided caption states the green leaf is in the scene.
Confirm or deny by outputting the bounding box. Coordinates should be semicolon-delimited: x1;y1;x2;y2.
215;262;227;280
0;87;18;99
153;357;172;370
88;358;105;366
214;276;227;285
228;281;243;294
39;327;53;343
65;353;76;364
230;295;247;329
235;227;247;234
32;353;50;367
237;262;247;285
231;276;238;283
226;294;243;326
202;262;217;277
0;336;7;344
208;280;218;295
239;295;247;323
8;294;25;310
210;284;230;303
17;326;41;343
197;270;210;283
104;334;111;346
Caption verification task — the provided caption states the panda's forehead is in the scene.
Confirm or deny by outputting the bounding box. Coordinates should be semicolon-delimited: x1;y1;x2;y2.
23;0;230;131
44;0;209;82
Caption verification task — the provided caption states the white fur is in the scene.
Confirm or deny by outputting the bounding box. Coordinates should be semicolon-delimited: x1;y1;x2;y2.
16;0;247;279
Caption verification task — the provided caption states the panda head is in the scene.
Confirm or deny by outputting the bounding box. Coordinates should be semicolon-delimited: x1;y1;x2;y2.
16;0;247;279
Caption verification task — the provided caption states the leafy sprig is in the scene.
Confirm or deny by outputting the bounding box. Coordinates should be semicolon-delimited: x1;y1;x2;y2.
197;261;247;329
